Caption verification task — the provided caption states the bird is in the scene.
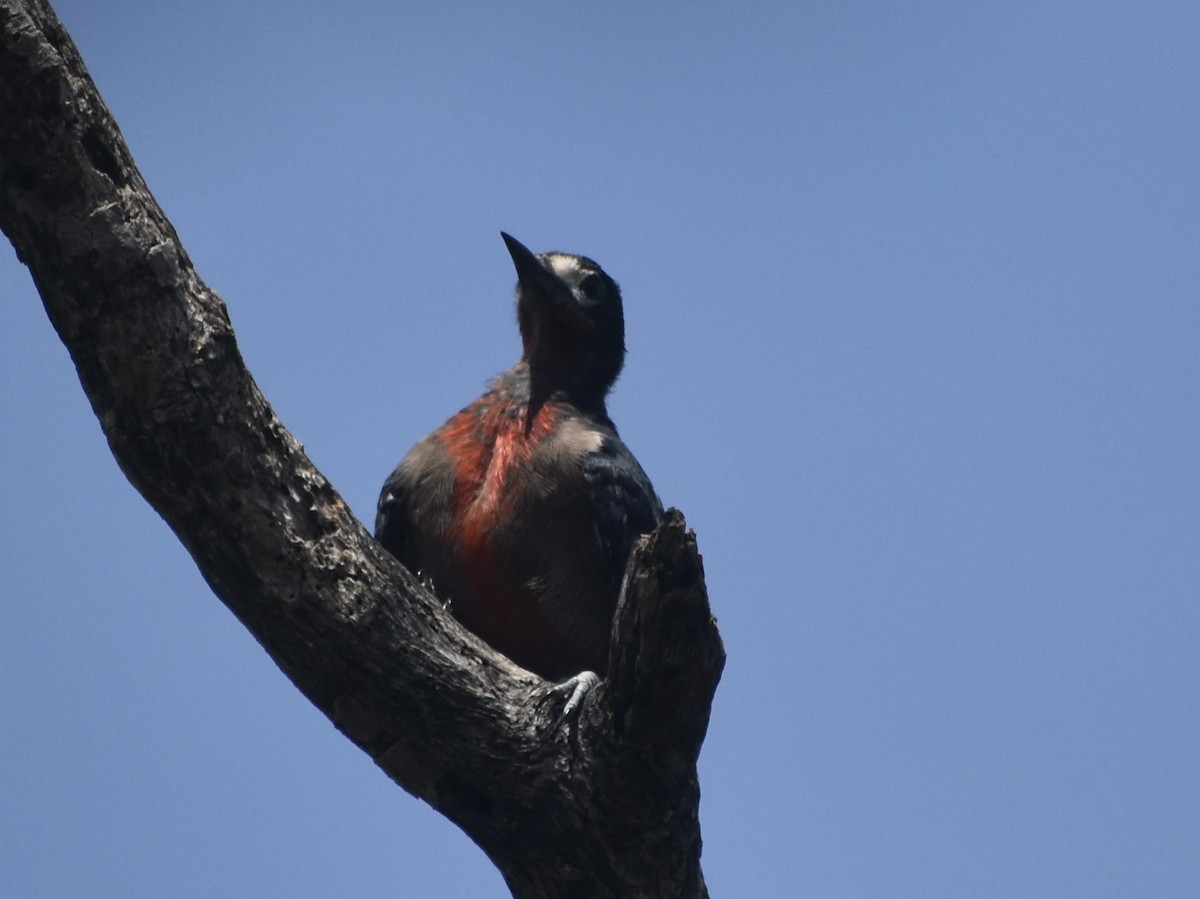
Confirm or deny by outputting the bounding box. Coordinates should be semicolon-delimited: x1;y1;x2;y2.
375;233;663;700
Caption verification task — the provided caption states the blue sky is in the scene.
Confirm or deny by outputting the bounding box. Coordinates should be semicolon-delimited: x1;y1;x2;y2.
3;2;1198;896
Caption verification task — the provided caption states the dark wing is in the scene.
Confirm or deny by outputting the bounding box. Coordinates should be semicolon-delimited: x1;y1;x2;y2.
581;434;664;588
375;465;411;565
374;435;458;581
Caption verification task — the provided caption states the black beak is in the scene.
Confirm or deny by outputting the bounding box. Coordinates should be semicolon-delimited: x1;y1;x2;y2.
501;232;540;281
501;232;573;312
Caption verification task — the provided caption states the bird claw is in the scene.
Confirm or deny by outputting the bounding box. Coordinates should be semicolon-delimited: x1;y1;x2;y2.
551;670;600;719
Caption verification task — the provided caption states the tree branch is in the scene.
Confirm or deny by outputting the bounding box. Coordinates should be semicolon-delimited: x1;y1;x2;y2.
0;2;724;896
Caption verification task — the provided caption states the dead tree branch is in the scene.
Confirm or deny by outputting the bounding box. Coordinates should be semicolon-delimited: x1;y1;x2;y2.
0;2;724;896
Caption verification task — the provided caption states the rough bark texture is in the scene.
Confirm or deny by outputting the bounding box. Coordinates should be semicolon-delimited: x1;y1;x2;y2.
0;2;725;897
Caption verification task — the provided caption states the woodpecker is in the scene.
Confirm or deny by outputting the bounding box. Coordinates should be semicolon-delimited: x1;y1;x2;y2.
375;233;663;696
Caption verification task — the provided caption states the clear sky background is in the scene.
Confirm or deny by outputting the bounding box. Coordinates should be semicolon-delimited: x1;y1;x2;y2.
3;2;1198;896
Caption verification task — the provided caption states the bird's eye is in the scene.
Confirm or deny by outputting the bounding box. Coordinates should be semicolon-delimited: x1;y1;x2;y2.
578;273;603;301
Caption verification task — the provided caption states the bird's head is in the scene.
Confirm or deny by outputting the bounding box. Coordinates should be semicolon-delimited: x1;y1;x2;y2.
502;232;626;409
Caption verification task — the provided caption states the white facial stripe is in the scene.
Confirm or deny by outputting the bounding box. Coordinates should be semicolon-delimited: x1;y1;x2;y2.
544;253;582;279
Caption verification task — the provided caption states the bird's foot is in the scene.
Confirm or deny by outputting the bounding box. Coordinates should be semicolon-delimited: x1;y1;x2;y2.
550;670;600;720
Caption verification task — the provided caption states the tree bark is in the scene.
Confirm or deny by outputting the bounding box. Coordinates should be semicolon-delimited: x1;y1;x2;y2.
0;2;724;897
